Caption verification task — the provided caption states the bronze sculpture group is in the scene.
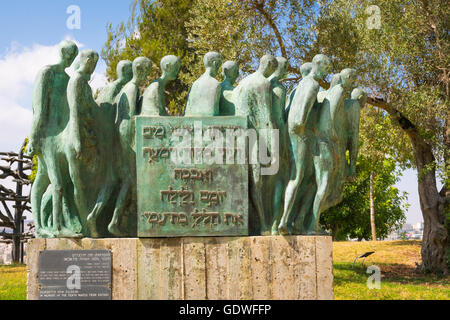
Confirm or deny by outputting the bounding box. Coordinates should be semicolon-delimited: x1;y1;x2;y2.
27;40;366;238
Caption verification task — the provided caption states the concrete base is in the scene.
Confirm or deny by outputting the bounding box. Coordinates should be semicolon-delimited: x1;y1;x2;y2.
27;236;333;300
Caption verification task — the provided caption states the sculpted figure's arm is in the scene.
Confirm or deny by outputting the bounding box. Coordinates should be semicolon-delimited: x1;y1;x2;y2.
214;82;221;116
131;87;140;117
67;75;84;157
284;88;296;122
28;68;52;154
347;89;366;176
347;102;360;177
326;85;345;141
142;82;168;116
290;80;319;132
184;86;194;115
329;85;345;123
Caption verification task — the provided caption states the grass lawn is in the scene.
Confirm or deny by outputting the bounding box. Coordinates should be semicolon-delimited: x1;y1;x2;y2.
0;264;27;300
0;240;448;300
333;240;450;300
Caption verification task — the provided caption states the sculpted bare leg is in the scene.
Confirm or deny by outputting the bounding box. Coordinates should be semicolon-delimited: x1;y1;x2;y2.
44;156;65;237
66;151;90;226
279;136;307;235
271;180;286;235
30;157;53;237
109;177;131;236
293;183;316;234
249;164;267;233
306;141;333;234
87;183;114;237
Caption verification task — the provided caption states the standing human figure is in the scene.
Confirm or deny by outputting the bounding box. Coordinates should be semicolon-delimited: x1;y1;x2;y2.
219;60;239;116
268;57;291;234
283;62;317;234
293;71;343;233
325;87;366;209
26;40;80;238
65;50;100;231
285;62;312;121
306;68;356;234
185;52;222;116
233;54;278;234
141;55;181;116
278;54;331;235
345;88;367;178
96;60;133;105
109;57;152;236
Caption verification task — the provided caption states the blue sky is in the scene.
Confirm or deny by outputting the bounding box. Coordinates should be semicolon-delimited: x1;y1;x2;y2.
0;1;431;225
0;1;131;53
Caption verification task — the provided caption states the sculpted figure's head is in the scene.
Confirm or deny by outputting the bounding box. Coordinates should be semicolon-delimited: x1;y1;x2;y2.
300;62;312;78
259;55;278;78
330;74;342;88
271;57;288;81
340;68;357;91
75;50;99;75
204;52;222;77
222;61;239;84
132;57;152;85
351;88;367;107
58;40;79;68
116;60;133;83
161;55;181;81
311;54;331;81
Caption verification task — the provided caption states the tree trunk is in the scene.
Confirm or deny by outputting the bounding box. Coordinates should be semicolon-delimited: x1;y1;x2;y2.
369;172;377;241
366;97;448;274
409;133;448;274
331;224;339;241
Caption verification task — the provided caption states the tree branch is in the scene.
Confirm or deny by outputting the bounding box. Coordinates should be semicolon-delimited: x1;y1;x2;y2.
249;0;301;75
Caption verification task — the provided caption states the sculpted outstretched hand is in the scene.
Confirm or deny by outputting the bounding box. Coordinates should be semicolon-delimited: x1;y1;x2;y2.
25;141;36;157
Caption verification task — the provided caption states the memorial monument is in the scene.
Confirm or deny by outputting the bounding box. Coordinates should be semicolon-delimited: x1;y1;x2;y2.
26;39;367;300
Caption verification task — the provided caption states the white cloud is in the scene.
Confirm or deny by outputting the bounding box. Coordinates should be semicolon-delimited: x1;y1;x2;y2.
0;38;108;221
0;39;107;153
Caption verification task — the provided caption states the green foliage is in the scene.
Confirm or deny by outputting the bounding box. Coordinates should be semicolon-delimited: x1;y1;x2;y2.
320;156;408;241
22;138;37;183
102;0;194;115
315;0;449;175
102;1;447;247
102;0;322;113
103;0;447;177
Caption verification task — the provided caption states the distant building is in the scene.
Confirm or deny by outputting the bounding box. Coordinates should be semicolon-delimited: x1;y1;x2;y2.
384;222;424;241
413;222;424;232
402;223;413;232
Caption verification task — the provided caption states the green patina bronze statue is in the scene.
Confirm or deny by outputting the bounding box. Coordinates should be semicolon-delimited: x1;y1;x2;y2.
305;68;357;234
110;57;152;236
27;40;80;238
141;55;181;116
27;41;364;238
64;50;101;232
97;60;133;105
185;52;222;116
281;67;366;235
86;60;133;238
267;57;291;235
219;60;239;116
233;54;278;235
279;54;331;235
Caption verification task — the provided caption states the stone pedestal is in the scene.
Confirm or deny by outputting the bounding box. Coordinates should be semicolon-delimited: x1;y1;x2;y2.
27;236;333;300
